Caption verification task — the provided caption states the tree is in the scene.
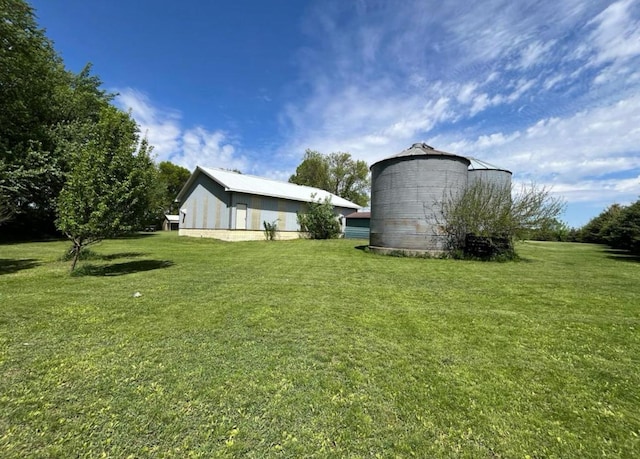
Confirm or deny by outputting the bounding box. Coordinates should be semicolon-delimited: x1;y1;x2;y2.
440;180;565;258
289;150;330;191
527;218;572;242
55;106;157;271
578;199;640;254
289;150;369;206
1;1;113;238
327;152;370;206
1;0;66;232
605;199;640;254
581;198;640;254
297;195;342;239
579;204;624;244
157;161;191;214
0;161;15;225
0;197;12;226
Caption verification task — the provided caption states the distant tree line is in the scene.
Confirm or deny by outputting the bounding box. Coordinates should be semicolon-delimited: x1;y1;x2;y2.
533;199;640;254
525;198;640;254
0;0;190;244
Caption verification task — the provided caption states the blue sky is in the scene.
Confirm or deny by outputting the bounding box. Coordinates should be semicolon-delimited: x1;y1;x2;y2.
31;0;640;227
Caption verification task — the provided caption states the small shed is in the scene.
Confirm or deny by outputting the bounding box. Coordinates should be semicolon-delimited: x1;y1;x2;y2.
345;211;370;239
163;214;179;231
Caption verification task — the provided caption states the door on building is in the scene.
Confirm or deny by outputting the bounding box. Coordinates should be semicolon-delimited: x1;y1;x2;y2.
236;204;247;229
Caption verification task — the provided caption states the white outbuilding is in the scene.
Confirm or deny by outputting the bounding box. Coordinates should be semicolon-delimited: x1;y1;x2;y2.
175;167;360;241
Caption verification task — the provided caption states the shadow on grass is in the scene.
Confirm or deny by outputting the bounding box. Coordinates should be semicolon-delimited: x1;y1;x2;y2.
0;236;67;246
603;249;640;263
353;244;534;263
0;258;40;275
100;252;146;261
60;250;146;263
514;256;535;263
113;233;158;240
73;259;174;277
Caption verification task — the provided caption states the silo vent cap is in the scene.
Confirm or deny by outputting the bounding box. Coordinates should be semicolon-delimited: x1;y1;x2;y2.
411;142;434;150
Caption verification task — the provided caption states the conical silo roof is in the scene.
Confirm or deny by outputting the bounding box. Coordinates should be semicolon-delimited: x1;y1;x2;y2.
370;143;470;169
467;157;512;174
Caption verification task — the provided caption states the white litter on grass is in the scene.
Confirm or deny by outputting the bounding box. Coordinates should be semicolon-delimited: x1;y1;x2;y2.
133;292;142;298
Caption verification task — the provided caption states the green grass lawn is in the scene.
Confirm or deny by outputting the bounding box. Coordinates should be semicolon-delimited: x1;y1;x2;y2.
1;233;639;458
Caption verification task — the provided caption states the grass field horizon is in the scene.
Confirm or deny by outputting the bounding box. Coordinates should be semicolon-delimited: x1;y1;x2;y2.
1;233;638;457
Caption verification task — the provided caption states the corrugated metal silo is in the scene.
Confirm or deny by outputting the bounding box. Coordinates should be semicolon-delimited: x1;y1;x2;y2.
467;158;512;191
369;143;470;254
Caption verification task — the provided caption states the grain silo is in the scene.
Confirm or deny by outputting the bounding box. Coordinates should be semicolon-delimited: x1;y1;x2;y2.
369;143;470;255
467;157;512;190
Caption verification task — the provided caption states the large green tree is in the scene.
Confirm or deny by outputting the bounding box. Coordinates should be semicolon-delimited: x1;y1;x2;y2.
581;199;640;254
605;199;640;254
1;0;111;238
579;204;624;244
289;150;369;206
157;161;191;214
289;150;330;192
1;0;63;230
56;106;157;270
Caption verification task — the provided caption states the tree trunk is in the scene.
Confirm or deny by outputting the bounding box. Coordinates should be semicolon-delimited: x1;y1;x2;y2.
70;240;82;272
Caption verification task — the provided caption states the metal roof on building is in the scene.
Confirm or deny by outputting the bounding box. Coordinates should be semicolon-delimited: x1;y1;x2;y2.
176;166;361;209
345;211;371;219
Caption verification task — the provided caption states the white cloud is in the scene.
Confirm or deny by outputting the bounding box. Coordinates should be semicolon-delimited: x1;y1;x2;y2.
469;94;490;116
436;93;640;201
542;175;640;205
181;127;246;173
475;132;521;149
543;74;564;90
116;89;246;172
435;0;587;66
116;88;181;161
457;83;478;104
593;63;636;85
587;0;640;65
506;78;537;103
285;0;607;154
518;40;557;69
280;88;456;166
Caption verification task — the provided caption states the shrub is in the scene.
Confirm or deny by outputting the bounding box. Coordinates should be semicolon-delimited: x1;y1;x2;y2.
440;180;565;259
297;195;341;239
263;220;278;241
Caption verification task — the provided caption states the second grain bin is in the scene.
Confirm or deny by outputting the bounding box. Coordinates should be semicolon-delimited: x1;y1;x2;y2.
369;143;470;254
468;157;512;190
